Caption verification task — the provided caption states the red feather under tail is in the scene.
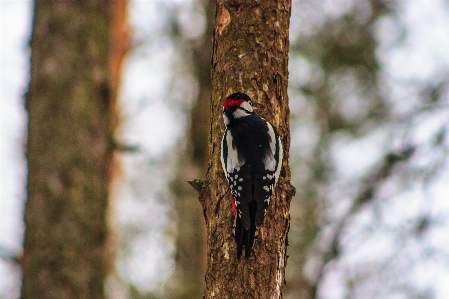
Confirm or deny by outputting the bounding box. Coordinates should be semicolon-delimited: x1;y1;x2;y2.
230;194;237;215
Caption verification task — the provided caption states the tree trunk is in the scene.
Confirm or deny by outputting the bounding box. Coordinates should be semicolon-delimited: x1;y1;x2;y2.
171;1;215;298
21;1;127;298
199;1;295;298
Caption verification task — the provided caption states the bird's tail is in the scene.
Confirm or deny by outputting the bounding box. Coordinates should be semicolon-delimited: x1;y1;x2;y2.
235;202;257;259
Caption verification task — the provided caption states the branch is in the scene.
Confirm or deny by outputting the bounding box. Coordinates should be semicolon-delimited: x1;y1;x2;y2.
113;141;140;153
0;244;21;265
187;179;204;193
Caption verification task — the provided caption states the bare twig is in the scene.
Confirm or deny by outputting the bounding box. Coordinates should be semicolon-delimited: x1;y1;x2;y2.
188;179;204;193
0;244;21;265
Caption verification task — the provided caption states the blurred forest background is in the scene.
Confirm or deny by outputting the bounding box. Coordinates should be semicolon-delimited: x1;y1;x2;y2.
1;0;449;298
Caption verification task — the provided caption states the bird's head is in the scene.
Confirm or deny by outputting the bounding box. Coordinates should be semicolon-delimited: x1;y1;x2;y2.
222;92;255;125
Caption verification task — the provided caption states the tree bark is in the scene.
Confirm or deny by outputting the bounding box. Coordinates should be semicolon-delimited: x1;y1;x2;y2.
21;1;127;298
199;1;295;298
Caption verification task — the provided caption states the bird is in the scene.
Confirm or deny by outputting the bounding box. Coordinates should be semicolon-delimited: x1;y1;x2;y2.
220;92;283;258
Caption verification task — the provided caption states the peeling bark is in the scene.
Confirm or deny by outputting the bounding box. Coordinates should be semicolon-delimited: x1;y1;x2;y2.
200;1;295;298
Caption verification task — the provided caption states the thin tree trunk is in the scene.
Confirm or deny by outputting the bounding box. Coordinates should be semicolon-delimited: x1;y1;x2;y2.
199;1;295;298
21;1;127;298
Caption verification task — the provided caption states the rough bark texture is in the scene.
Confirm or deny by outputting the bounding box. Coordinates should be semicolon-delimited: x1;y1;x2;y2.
21;1;127;298
199;1;295;298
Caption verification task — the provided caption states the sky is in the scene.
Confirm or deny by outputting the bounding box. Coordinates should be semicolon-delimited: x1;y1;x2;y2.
1;0;449;298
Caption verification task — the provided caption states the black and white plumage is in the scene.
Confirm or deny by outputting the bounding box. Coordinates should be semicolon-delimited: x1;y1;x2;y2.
220;92;283;259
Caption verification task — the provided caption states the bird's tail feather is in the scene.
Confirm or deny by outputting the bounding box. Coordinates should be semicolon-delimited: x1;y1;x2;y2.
235;211;256;259
235;216;245;259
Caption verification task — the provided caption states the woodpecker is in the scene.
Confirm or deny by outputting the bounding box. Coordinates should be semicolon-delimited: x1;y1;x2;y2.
220;92;283;259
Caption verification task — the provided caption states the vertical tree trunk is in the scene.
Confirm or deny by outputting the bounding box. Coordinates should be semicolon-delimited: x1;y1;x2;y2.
21;1;127;298
171;1;215;298
199;1;295;298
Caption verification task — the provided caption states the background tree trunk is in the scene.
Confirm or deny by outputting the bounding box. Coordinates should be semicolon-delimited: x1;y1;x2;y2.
171;1;214;297
199;1;295;298
21;1;127;298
